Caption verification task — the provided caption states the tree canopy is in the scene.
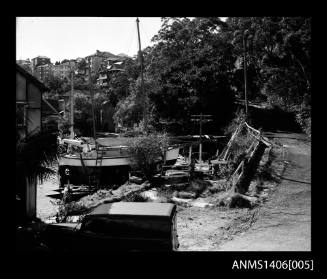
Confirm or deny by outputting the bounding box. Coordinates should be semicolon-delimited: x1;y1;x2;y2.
44;17;311;136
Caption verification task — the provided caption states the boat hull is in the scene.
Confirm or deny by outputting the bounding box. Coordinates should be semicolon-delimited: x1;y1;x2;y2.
58;164;130;187
58;147;180;187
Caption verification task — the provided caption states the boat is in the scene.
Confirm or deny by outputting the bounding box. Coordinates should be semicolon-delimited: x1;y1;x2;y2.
58;143;180;187
58;18;180;188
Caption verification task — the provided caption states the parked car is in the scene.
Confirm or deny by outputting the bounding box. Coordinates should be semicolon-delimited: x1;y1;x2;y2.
41;202;179;252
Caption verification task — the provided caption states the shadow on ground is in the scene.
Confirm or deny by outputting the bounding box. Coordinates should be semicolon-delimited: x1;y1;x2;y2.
249;106;302;133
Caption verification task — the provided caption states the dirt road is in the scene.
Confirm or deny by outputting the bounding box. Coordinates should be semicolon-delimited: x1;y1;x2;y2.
37;175;59;221
177;132;311;251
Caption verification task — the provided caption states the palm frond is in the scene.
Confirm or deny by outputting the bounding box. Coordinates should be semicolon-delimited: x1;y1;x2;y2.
16;130;58;185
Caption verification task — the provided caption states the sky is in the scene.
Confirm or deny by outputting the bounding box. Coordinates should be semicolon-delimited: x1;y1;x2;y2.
16;17;227;63
16;17;164;62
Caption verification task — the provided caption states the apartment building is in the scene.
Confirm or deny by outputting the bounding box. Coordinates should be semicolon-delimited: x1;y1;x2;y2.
31;56;51;73
35;63;53;81
85;50;119;75
52;60;76;80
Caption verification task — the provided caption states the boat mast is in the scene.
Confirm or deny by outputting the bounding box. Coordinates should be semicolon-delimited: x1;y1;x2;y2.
136;17;147;131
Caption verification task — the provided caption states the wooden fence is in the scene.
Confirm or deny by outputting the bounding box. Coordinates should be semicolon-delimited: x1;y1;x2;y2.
227;122;270;193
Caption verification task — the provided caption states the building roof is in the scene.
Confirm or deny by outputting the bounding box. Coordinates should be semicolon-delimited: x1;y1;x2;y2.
35;55;50;59
89;202;176;219
86;50;117;59
117;53;130;58
16;64;49;91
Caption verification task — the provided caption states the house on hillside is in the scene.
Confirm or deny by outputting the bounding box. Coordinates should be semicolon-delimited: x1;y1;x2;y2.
85;50;119;75
52;60;75;80
96;60;126;88
16;64;48;222
31;55;51;74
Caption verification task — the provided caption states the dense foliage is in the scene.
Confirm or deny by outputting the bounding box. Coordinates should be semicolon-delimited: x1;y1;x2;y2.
126;133;169;180
44;17;311;136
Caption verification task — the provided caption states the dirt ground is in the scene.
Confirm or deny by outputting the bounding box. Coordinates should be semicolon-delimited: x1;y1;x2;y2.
36;132;311;251
177;132;311;251
37;173;59;221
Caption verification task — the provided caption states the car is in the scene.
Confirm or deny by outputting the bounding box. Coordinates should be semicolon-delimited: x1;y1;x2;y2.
41;202;179;252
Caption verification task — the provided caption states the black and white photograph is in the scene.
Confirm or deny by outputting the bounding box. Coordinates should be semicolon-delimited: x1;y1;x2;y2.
15;17;312;256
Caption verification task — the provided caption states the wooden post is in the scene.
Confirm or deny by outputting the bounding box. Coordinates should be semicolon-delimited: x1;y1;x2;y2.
223;123;243;161
188;144;192;163
136;17;147;131
191;114;212;164
199;114;203;164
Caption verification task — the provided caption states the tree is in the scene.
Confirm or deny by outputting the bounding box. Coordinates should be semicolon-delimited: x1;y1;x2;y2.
16;130;58;185
73;90;111;136
43;75;69;95
225;17;311;133
113;78;144;129
16;127;58;225
143;17;236;134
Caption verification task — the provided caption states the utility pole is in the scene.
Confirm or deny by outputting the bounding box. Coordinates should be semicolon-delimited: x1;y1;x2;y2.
243;32;249;118
69;62;74;139
136;17;147;131
89;65;97;143
191;114;212;164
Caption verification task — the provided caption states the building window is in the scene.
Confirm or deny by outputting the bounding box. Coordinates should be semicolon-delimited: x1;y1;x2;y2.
16;102;27;127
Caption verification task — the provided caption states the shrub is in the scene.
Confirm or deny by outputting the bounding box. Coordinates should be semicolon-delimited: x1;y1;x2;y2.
124;192;148;202
126;133;169;181
51;199;90;223
295;105;311;137
156;187;175;203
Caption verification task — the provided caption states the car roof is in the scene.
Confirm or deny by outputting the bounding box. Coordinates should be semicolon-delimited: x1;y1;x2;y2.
89;202;176;219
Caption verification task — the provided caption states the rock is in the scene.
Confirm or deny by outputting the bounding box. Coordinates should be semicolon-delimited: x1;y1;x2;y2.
229;193;258;208
141;190;159;201
177;191;197;199
171;197;192;207
190;200;214;208
172;191;178;197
